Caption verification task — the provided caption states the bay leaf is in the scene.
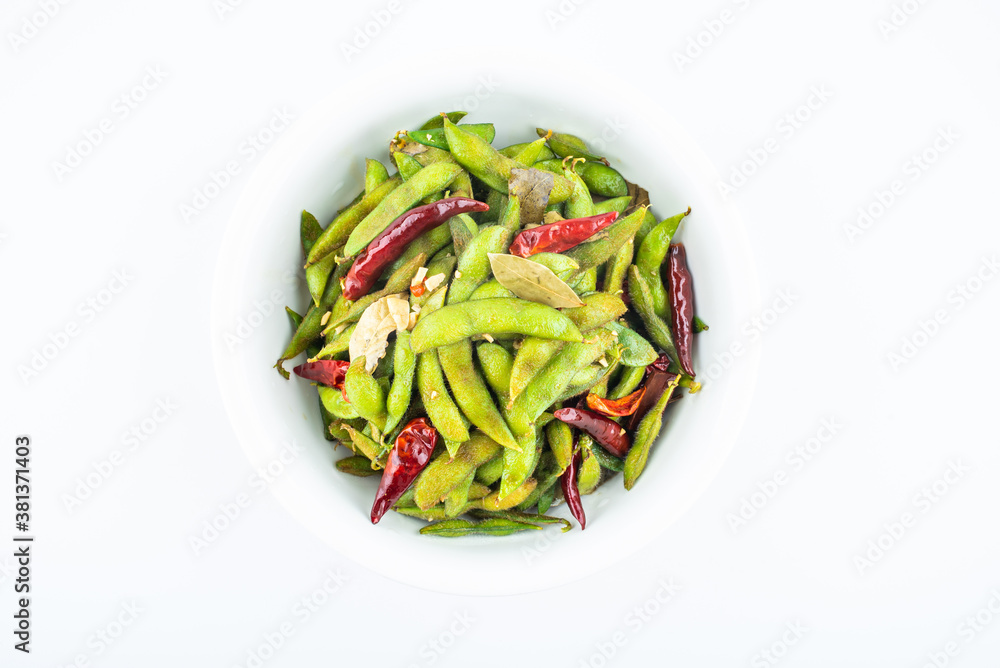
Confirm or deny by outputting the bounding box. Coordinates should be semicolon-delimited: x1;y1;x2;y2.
487;253;584;309
509;168;554;227
624;180;650;217
349;294;410;372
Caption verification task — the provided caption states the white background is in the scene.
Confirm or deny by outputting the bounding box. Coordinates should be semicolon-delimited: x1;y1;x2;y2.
3;0;1000;666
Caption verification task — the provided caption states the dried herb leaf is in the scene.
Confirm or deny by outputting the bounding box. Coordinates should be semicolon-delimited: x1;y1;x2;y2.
509;168;554;227
349;294;410;372
487;253;584;309
624;180;650;217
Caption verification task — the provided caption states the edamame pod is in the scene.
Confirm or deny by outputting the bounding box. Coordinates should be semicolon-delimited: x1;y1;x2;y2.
410;299;583;353
344;162;462;257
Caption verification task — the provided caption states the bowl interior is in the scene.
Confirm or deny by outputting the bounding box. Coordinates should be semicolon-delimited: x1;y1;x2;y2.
211;57;760;595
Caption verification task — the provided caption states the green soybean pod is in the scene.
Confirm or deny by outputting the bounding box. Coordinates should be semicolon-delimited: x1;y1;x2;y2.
592;196;633;216
469;280;515;301
439;339;519;449
414;431;502;510
384;330;416;434
443;119;574;203
505;328;617;450
511;136;551;168
285;306;303;332
545;419;574;472
481;189;506;225
624;376;681;489
340;421;387;465
393;151;423;180
275;304;325;378
571;267;597;293
420;518;541;537
300;209;322;257
475;456;504;486
450;169;474;199
565;207;646;274
501;438;541;501
306;250;338;307
610;365;645;400
444;473;475;517
563;166;594;220
311;322;355;360
576;161;628;198
417;349;470;453
577;438;602;495
448;226;510;304
636;208;691;318
510;338;564;402
364;159;390;194
536;128;607;163
526;252;579;282
344;358;388;431
407;123;496;150
336;455;379;477
318;385;359;420
603;239;634;296
633;208;659;249
627;266;680;369
449;213;478;256
344;162;462;257
418;111;467;130
477;342;514;400
563;292;628;332
605;321;658;367
497;194;521;238
410;299;583;353
306;176;401;267
498;142;555;162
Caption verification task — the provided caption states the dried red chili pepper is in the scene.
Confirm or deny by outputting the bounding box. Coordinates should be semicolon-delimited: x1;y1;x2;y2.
627;355;680;431
293;360;349;388
586;387;646;417
508;211;619;258
553;407;630;458
343;197;488;301
370;417;438;524
668;243;696;377
561;448;586;530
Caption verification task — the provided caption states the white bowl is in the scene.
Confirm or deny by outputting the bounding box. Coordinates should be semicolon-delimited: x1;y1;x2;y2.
211;54;760;596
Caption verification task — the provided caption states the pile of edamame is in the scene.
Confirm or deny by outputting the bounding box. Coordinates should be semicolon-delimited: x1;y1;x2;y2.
277;111;701;536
